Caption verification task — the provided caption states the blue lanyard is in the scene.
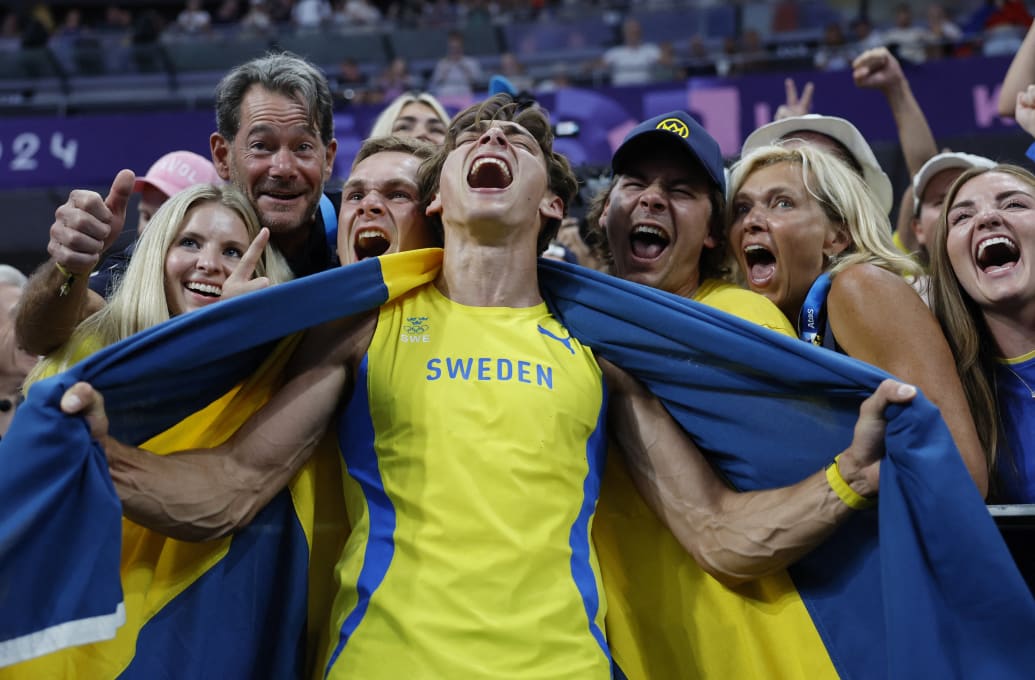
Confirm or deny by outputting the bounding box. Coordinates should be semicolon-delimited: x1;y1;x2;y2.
320;193;337;254
799;273;831;346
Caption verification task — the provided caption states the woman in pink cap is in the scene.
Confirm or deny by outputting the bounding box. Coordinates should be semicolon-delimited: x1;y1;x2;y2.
90;150;222;298
133;150;223;233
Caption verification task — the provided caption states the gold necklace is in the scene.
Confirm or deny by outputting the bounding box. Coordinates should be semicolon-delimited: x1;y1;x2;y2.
1003;365;1035;399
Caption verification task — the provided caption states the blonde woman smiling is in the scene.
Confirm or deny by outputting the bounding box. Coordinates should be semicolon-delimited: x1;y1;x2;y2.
26;183;291;385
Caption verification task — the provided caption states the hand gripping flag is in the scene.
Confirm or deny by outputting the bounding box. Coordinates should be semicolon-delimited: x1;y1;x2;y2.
0;249;1032;678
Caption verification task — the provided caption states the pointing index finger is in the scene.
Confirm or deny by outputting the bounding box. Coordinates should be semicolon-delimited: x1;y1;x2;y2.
232;227;269;283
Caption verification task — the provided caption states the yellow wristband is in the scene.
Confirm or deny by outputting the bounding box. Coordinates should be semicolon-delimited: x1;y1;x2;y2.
54;261;76;297
826;454;876;510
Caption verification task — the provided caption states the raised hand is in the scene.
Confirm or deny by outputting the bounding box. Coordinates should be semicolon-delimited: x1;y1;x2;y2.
1015;84;1035;138
48;169;134;275
852;47;905;93
222;228;272;301
774;78;814;120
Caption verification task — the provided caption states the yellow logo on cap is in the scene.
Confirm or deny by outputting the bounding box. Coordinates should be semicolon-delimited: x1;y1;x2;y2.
656;117;689;138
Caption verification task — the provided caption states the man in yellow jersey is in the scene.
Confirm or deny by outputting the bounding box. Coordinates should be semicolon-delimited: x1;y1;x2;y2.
590;112;843;680
61;95;914;679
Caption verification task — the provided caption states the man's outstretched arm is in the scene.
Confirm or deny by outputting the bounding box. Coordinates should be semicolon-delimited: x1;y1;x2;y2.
602;360;914;587
61;313;375;541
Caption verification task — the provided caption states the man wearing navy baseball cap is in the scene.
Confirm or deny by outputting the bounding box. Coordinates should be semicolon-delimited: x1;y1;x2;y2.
590;110;791;332
591;112;798;680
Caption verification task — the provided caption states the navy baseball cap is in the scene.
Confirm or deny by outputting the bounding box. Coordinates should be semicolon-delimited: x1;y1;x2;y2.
611;111;726;195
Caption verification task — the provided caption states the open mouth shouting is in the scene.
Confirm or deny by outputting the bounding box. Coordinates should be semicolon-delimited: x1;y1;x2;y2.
467;156;513;189
353;227;393;261
975;235;1020;275
629;224;670;261
743;243;776;287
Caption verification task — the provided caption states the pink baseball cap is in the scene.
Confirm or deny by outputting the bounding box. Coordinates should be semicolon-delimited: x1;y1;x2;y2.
132;150;222;198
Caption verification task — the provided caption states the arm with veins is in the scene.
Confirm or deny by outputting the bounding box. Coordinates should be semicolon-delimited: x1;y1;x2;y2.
60;312;375;541
601;358;915;586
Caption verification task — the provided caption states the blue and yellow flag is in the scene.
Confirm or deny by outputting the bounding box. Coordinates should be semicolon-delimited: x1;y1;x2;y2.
0;249;1032;678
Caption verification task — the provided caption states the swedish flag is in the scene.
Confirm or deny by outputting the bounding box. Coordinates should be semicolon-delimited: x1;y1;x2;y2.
0;249;1031;678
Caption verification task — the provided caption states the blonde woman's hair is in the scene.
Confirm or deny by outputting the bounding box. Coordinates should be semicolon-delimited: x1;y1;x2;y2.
727;144;918;280
369;92;449;139
27;183;292;384
927;164;1035;483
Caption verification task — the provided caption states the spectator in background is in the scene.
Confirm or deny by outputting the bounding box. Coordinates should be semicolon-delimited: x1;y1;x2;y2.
19;4;52;48
848;16;882;54
49;8;85;49
459;0;494;28
369;91;449;145
428;31;484;99
814;22;854;71
176;0;211;35
134;151;223;235
685;35;717;76
965;0;1033;56
130;9;164;53
878;3;928;64
771;0;800;33
239;0;273;36
498;52;534;93
535;63;573;92
737;29;769;73
600;17;659;86
924;3;963;59
267;0;294;24
332;0;382;27
100;5;133;34
419;0;456;29
335;58;371;103
375;58;423;102
292;0;332;31
717;30;769;77
213;0;243;26
651;41;686;82
553;216;606;271
0;265;36;439
0;12;21;52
